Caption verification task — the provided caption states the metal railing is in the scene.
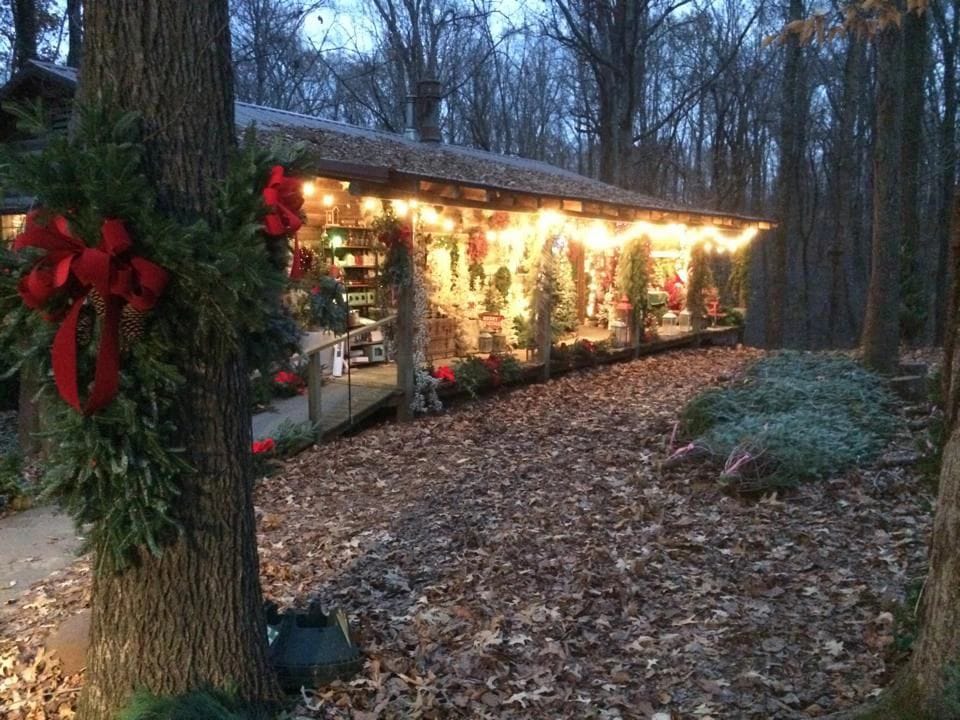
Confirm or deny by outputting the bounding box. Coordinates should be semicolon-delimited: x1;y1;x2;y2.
303;314;397;430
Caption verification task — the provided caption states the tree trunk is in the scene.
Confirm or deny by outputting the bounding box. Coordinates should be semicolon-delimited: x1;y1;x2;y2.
66;0;83;67
76;2;277;718
899;9;927;345
907;189;960;717
11;0;39;72
861;22;903;374
933;1;958;345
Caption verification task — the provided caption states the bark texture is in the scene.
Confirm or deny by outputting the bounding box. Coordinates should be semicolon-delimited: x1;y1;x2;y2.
76;2;276;718
908;191;960;716
861;22;902;374
66;0;84;68
11;0;39;72
766;0;807;349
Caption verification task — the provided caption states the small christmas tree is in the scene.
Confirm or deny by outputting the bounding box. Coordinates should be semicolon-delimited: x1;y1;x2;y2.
552;249;577;334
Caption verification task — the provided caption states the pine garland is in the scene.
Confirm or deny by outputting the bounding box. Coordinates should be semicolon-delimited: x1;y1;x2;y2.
0;105;303;571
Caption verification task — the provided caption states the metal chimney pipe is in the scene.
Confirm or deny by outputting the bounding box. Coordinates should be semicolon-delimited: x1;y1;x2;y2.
403;95;419;141
416;79;443;143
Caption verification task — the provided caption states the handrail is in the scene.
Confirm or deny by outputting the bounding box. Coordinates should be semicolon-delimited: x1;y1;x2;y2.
304;314;397;355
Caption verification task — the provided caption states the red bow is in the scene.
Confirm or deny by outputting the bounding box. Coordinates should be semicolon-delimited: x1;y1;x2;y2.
16;214;168;414
262;166;304;237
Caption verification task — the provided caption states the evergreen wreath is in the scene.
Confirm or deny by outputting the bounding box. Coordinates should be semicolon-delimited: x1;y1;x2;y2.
0;104;305;572
372;205;413;289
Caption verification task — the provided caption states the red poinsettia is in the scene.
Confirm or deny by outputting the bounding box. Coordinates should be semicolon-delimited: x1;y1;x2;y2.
273;370;305;395
252;438;276;455
262;166;304;237
432;365;455;383
483;354;502;386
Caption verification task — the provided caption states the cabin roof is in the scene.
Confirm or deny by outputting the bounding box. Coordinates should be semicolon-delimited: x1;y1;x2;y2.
1;61;773;227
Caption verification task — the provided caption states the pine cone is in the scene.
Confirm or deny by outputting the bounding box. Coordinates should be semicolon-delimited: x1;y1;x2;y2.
120;304;147;348
76;308;94;347
88;288;106;317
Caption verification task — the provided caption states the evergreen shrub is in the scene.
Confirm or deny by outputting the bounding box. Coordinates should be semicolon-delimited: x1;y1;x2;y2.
117;689;253;720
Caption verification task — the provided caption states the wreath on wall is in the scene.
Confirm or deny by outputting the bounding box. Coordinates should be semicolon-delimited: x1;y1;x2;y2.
0;106;306;571
372;204;413;290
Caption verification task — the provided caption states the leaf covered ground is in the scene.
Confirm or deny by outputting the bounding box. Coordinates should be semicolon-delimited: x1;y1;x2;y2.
0;347;935;719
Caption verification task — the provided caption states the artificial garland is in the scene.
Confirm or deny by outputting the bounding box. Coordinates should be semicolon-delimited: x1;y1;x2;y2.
0;105;305;571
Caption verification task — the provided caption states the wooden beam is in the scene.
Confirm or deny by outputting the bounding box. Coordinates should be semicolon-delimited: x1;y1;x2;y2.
537;197;563;210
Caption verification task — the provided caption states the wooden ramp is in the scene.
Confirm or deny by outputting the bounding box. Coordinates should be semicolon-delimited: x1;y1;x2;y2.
252;363;400;441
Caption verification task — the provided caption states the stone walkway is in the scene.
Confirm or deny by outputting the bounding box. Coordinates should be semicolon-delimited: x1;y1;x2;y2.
0;505;82;613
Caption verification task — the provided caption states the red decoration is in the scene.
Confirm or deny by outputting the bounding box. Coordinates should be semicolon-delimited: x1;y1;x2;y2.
378;222;412;251
665;272;686;311
273;370;305;394
289;236;311;280
252;438;275;455
432;365;455;383
483;354;502;386
262;166;304;237
15;213;168;415
467;229;488;265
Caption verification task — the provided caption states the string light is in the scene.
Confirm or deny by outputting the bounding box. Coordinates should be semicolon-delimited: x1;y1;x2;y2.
537;209;564;232
302;181;316;197
322;194;335;207
420;206;439;225
362;197;378;213
441;217;456;233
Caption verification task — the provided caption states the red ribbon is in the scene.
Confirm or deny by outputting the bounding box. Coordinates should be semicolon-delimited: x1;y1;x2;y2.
262;165;304;237
15;214;168;414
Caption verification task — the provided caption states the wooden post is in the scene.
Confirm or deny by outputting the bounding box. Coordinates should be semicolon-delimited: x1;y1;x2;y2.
396;282;415;420
307;350;323;429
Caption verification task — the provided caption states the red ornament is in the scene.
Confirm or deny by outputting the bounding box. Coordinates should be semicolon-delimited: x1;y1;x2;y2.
262;165;304;237
15;213;168;415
